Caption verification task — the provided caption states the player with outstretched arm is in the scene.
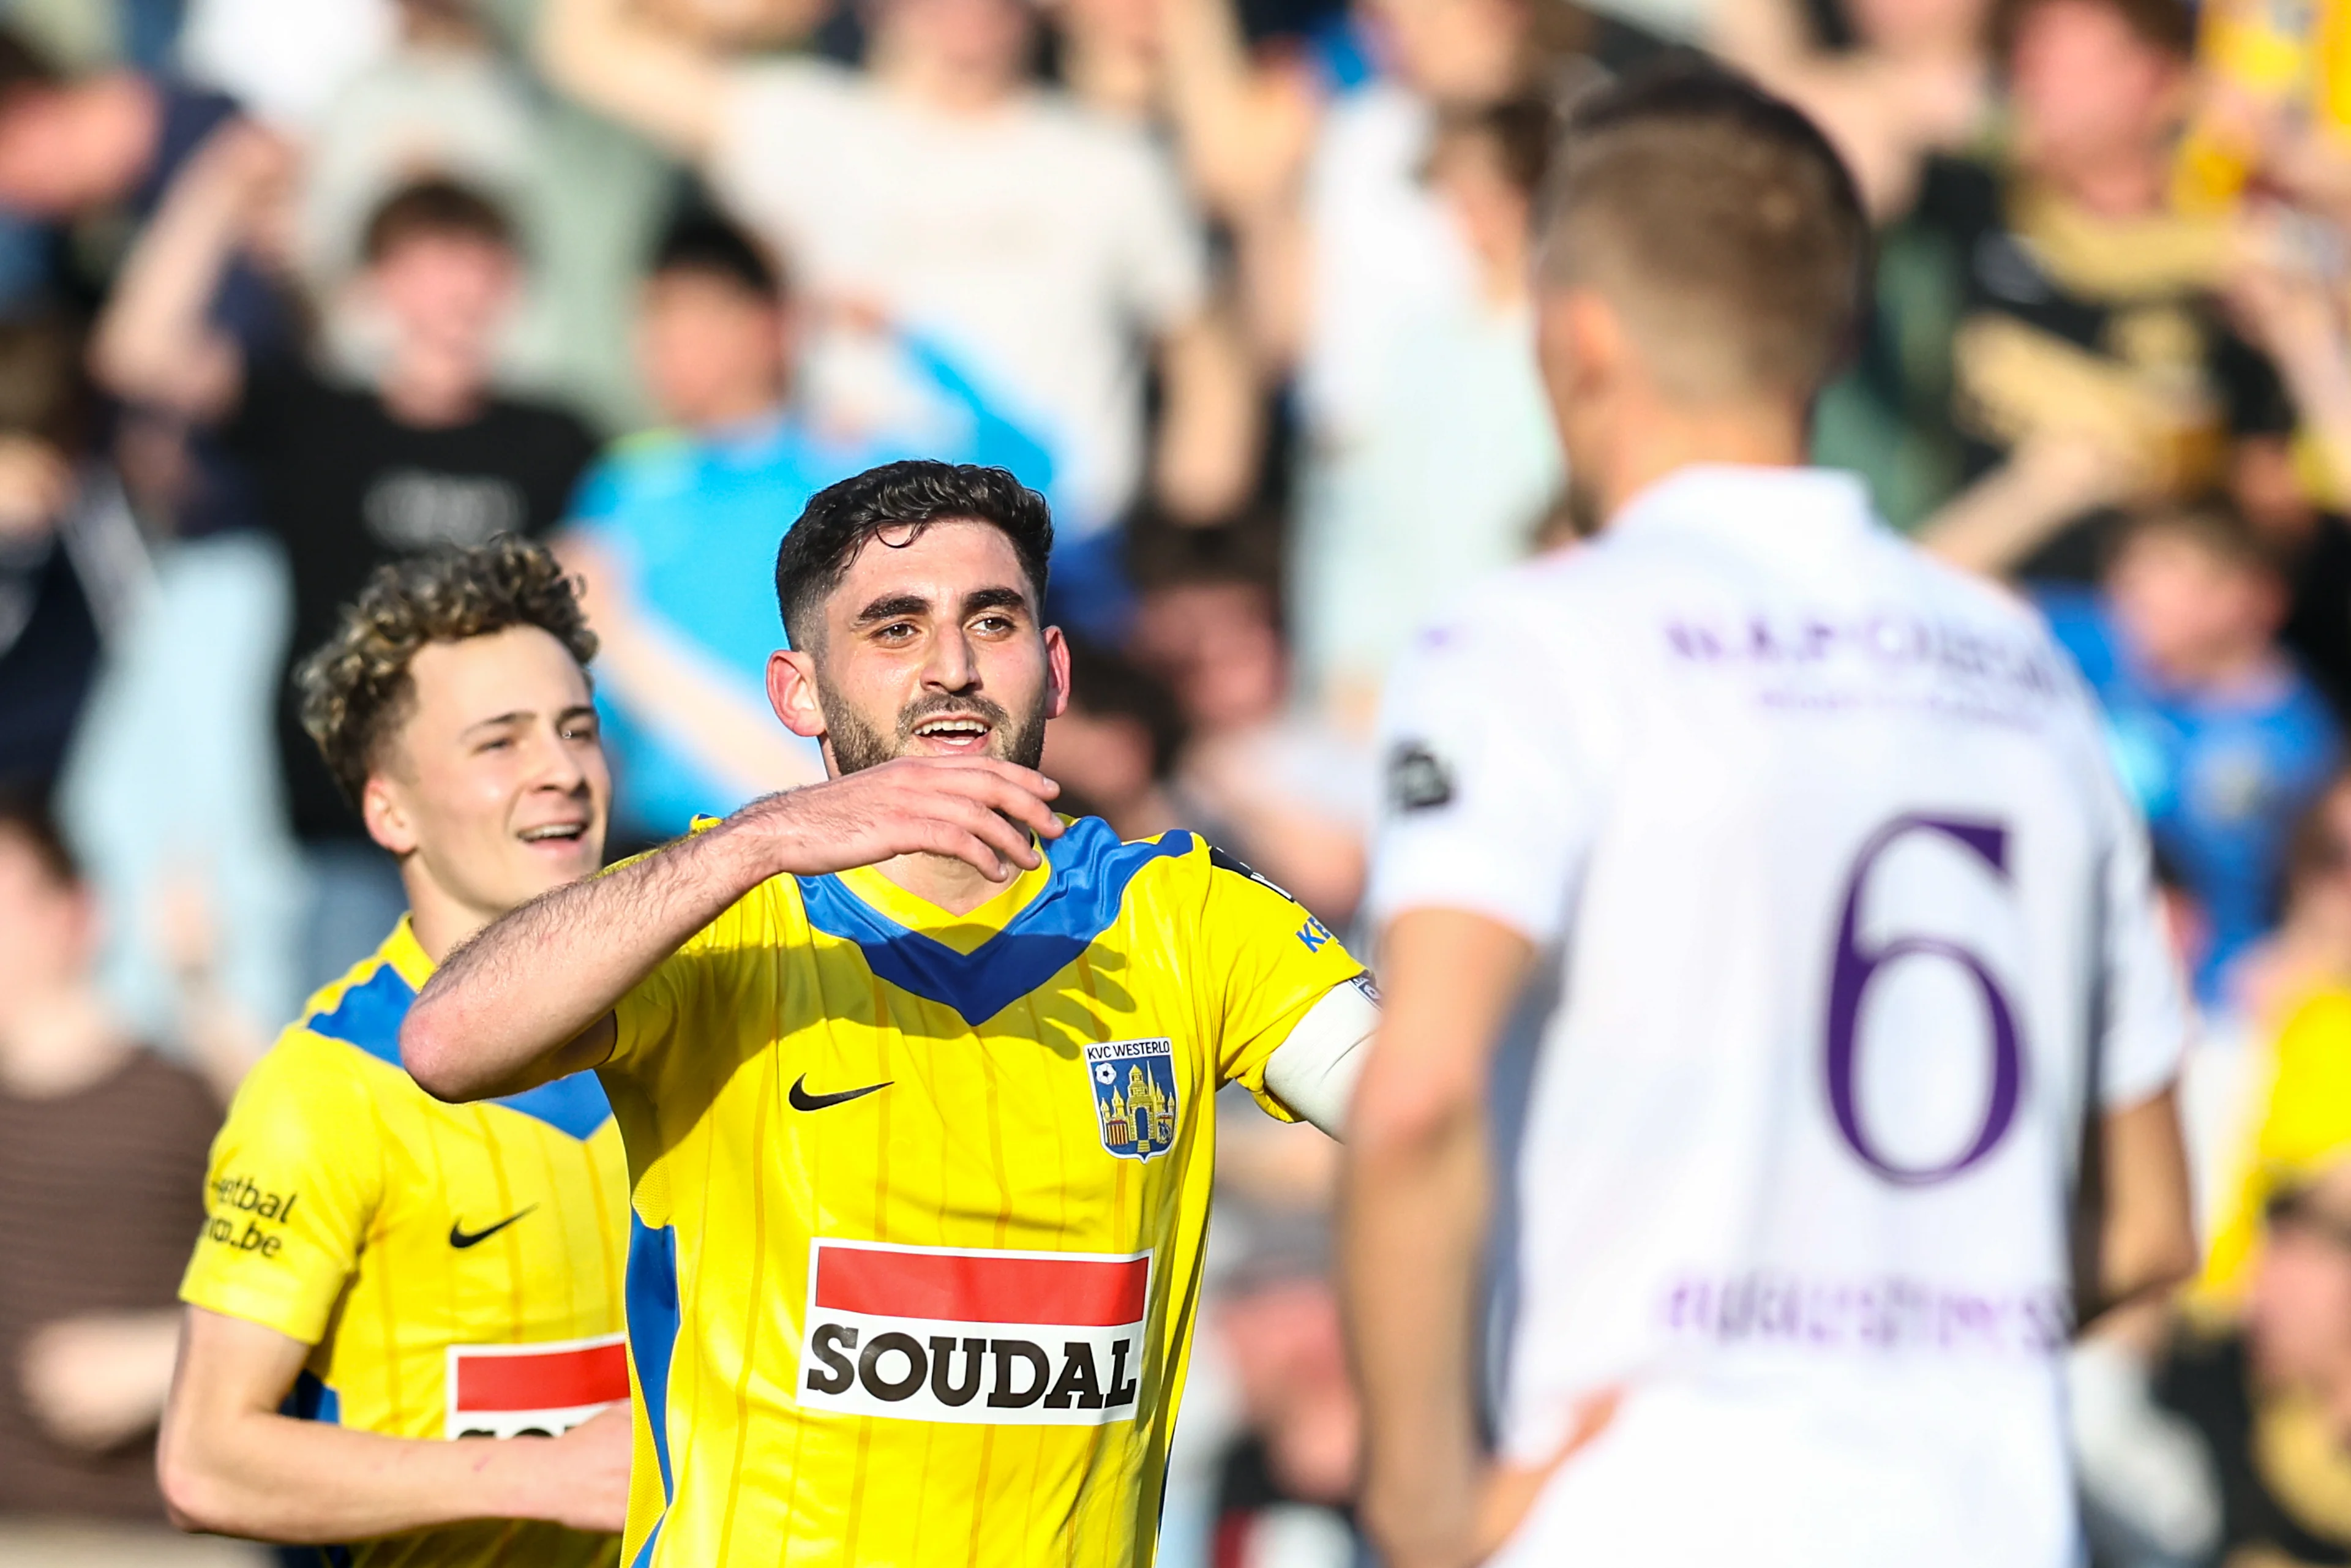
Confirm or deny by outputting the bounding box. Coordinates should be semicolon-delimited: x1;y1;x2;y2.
401;460;1379;1567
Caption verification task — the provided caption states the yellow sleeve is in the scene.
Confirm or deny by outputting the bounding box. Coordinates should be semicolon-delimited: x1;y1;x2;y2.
1191;844;1369;1120
179;1033;385;1346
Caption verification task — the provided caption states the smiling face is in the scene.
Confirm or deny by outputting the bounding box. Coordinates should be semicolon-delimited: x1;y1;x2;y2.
768;518;1068;775
361;625;609;936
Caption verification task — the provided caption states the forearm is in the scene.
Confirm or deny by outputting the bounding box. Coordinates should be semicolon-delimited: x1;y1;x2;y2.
562;538;825;798
1341;1083;1491;1556
2087;1087;2198;1322
90;154;246;415
404;816;777;1099
1919;441;2123;578
162;1409;567;1542
539;0;725;159
1152;308;1260;523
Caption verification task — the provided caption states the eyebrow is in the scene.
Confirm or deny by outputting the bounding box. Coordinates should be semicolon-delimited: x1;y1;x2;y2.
851;593;933;627
962;587;1029;618
460;711;531;737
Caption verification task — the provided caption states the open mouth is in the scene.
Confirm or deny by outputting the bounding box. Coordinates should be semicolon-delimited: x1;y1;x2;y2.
910;715;994;750
517;822;588;845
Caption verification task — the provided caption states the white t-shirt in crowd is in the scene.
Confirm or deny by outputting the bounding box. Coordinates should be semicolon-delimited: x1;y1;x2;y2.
711;62;1209;533
1368;465;2189;1568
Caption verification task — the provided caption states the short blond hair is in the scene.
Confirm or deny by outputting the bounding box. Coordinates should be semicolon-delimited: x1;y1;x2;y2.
1539;64;1868;402
294;536;596;806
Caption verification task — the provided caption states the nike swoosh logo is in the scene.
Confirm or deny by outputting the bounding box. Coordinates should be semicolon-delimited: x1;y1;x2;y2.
788;1075;891;1112
448;1206;536;1249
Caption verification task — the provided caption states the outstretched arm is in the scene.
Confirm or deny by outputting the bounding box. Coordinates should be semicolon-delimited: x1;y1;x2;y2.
403;757;1062;1101
539;0;732;160
159;1307;629;1542
90;120;290;421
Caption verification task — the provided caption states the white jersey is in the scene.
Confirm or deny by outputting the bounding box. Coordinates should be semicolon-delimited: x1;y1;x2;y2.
1368;466;2188;1568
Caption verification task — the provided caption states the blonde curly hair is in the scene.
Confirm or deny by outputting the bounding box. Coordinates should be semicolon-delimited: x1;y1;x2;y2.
295;536;598;806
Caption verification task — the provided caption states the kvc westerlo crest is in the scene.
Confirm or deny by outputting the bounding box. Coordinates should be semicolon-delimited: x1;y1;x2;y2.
1087;1038;1177;1162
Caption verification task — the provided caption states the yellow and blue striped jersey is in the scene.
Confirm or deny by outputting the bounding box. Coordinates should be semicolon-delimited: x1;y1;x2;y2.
181;917;631;1568
603;816;1367;1566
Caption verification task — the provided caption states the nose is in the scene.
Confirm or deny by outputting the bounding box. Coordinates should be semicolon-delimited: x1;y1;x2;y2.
524;722;592;797
922;622;980;693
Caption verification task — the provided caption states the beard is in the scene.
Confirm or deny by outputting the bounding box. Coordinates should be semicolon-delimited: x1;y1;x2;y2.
819;681;1053;776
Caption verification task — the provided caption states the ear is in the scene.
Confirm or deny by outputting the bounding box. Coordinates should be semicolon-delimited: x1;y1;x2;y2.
769;647;828;740
1042;625;1073;724
361;771;419;859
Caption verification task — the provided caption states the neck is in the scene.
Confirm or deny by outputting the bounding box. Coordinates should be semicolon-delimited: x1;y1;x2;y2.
2159;639;2277;694
402;865;495;966
2042;144;2168;219
1591;399;1810;526
877;847;1030;918
872;47;1015;116
380;350;487;428
0;985;133;1100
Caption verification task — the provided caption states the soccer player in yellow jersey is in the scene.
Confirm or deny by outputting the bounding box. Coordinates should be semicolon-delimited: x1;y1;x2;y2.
404;461;1380;1567
162;539;632;1565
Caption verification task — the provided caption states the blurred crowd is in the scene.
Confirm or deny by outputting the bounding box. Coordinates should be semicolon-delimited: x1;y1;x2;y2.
15;0;2351;1562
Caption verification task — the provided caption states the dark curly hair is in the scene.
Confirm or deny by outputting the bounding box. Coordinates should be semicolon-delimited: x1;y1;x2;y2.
773;460;1052;648
295;536;597;806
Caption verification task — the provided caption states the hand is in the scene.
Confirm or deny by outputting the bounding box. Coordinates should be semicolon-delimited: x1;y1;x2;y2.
19;1311;181;1452
743;757;1063;882
529;1403;634;1535
1362;1389;1621;1568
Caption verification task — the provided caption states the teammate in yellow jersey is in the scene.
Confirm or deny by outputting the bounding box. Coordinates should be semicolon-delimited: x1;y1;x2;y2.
162;539;633;1566
404;460;1380;1567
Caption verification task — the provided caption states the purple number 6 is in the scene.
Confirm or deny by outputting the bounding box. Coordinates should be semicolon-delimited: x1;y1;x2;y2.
1826;815;2022;1187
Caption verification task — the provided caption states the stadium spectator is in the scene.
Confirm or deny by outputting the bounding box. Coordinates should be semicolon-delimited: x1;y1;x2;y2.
2150;1036;2351;1566
2233;775;2351;1035
564;210;1063;844
2038;503;2339;1003
1880;0;2297;572
539;0;1259;559
1041;637;1190;839
1288;92;1562;724
0;312;145;795
94;149;599;994
0;790;220;1532
1205;1226;1364;1568
1712;0;1994;215
294;0;675;432
1197;0;1606;719
1130;530;1372;923
0;25;300;541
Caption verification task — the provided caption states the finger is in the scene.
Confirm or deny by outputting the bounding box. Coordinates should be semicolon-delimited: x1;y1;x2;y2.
958;773;1063;840
903;800;1029;879
944;796;1043;872
902;766;1060;843
935;756;1066;808
1473;1387;1621;1558
919;822;1018;882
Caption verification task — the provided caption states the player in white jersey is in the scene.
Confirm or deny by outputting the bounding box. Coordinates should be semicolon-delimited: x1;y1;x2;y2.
1340;66;2202;1568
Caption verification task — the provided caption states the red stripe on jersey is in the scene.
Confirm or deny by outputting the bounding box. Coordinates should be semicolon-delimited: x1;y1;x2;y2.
814;1247;1149;1326
454;1340;630;1411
